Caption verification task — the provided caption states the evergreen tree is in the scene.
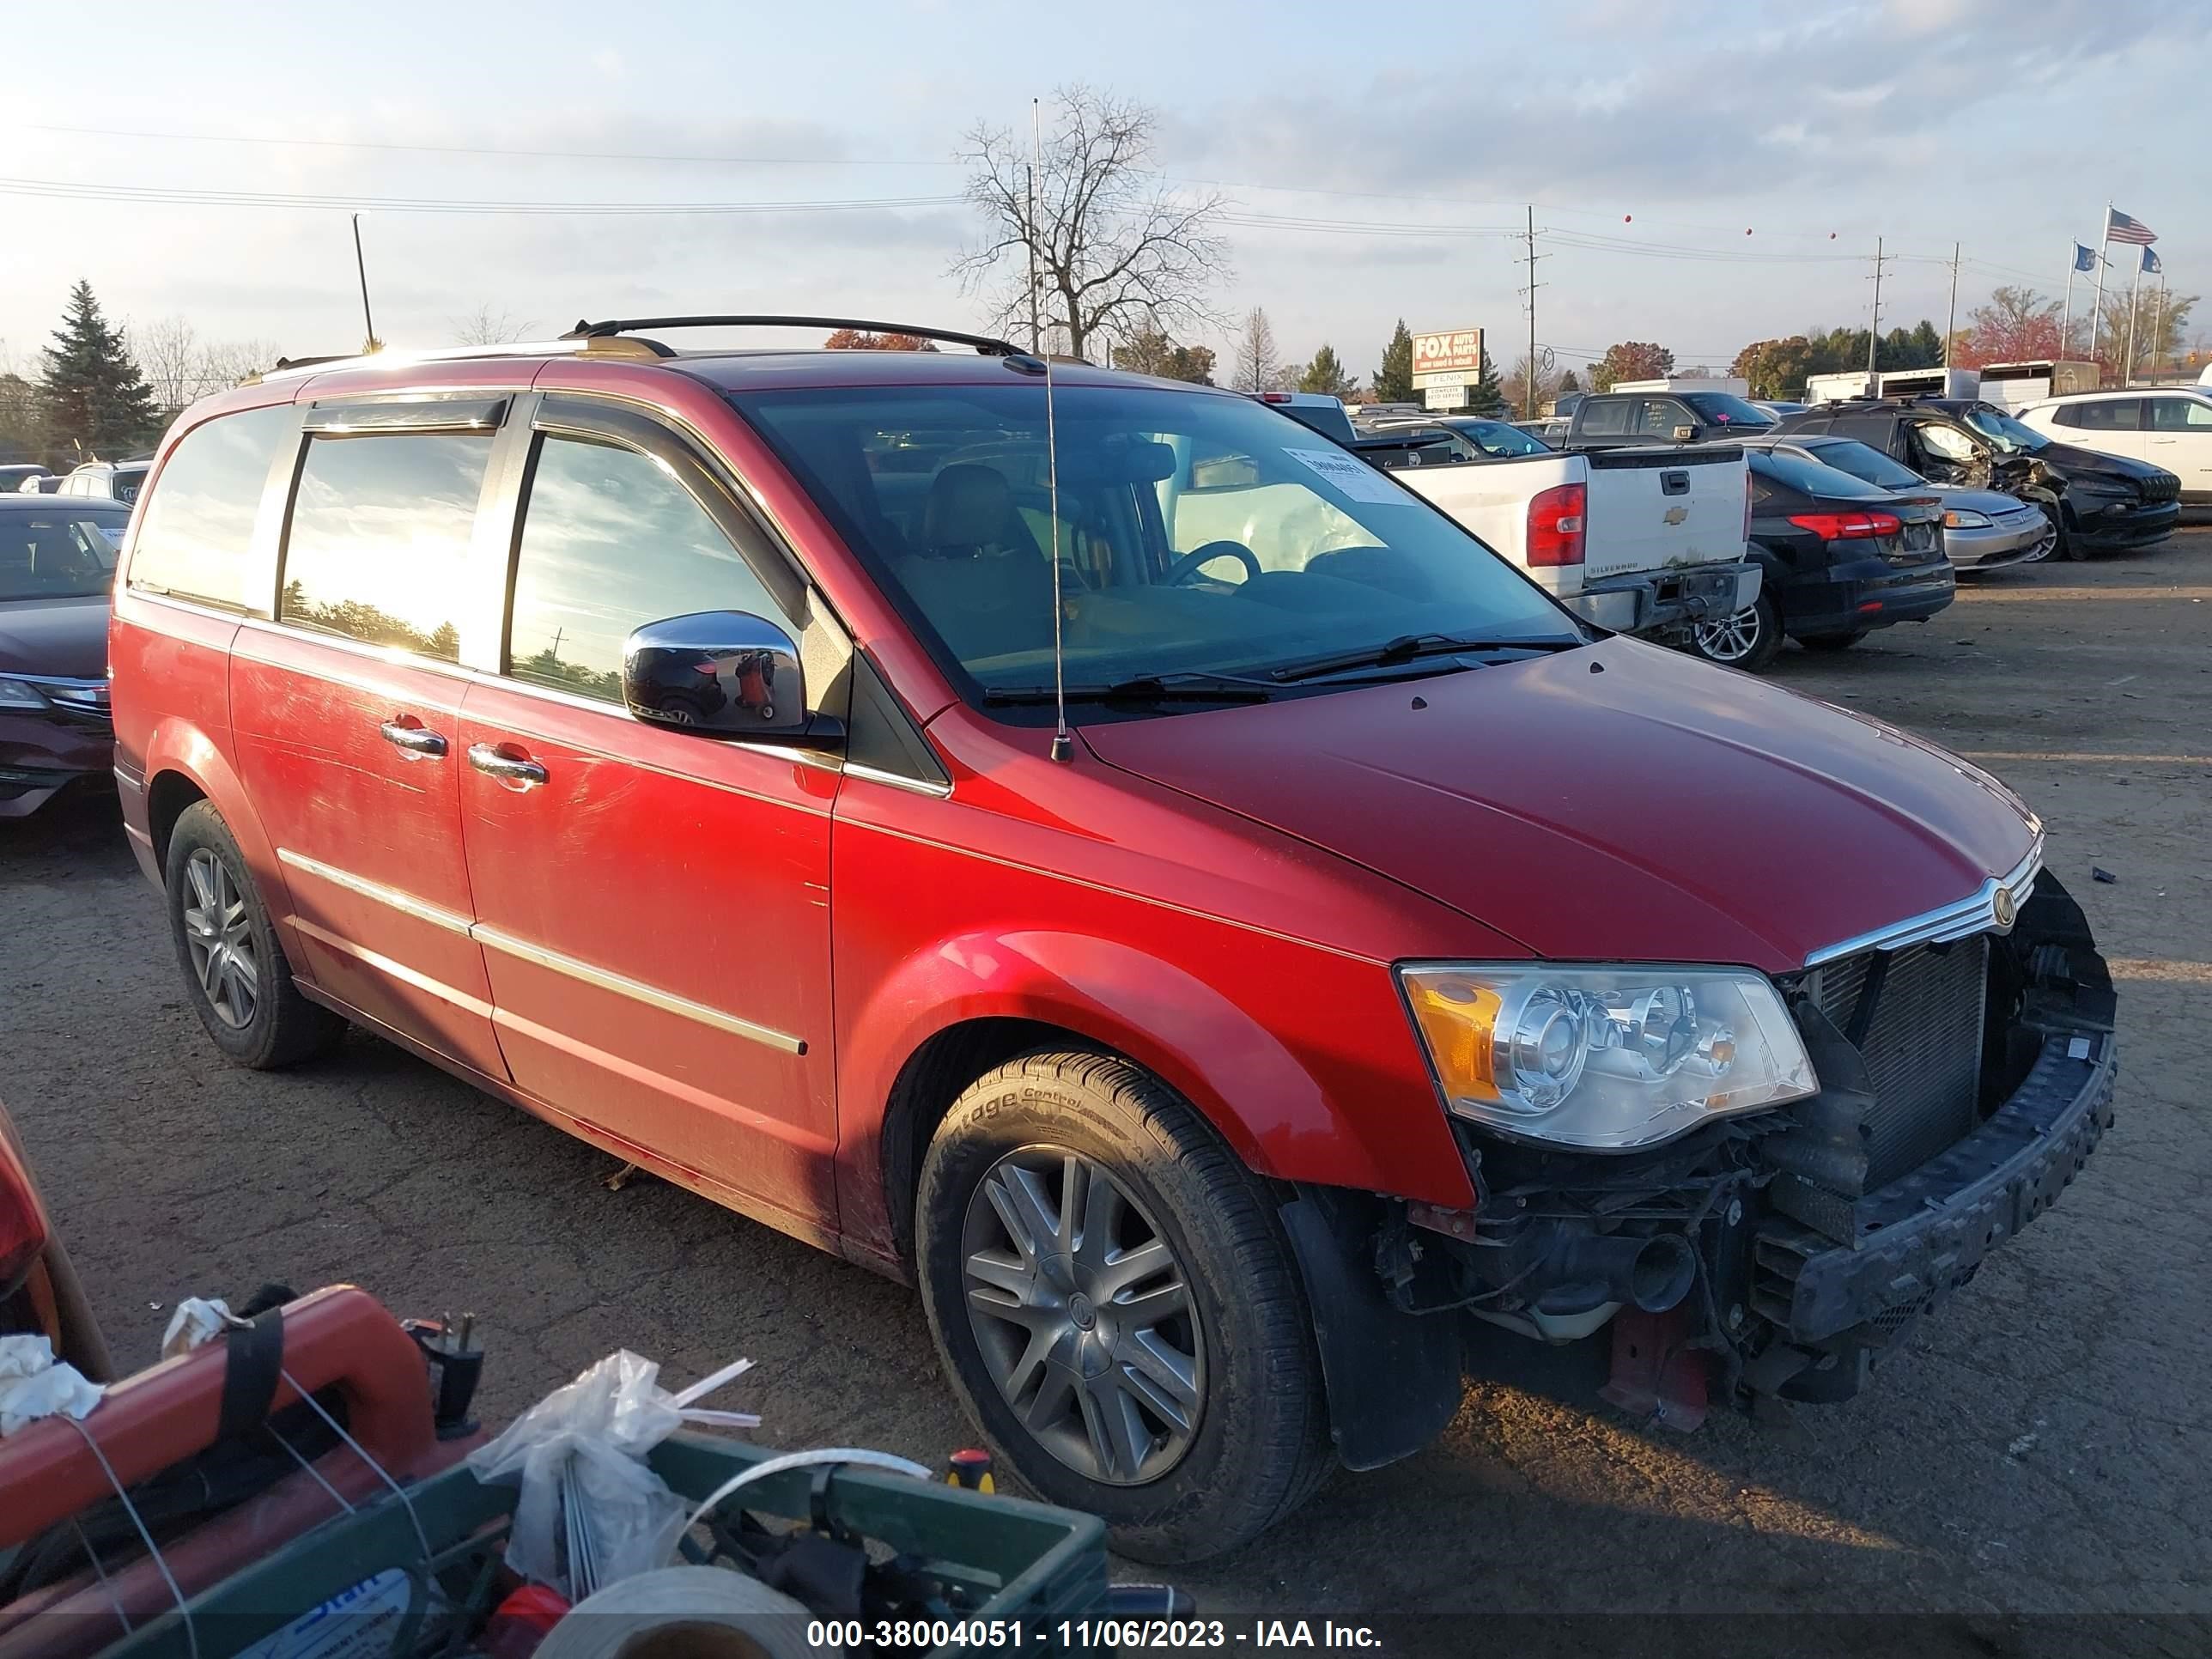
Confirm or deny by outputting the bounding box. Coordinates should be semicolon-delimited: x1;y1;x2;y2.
39;281;158;459
1468;343;1506;415
1373;319;1415;403
1296;343;1359;398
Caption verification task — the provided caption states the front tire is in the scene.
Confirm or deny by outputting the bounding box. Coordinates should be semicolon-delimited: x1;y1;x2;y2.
915;1052;1332;1564
1687;591;1783;672
165;802;346;1068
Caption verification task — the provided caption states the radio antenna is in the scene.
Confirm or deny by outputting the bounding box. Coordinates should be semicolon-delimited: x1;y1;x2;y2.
1036;97;1073;765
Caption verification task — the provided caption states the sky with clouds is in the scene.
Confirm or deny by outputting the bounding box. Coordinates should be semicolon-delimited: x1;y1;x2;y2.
3;0;2205;381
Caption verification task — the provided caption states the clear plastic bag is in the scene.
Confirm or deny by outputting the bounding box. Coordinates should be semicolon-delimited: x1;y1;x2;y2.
465;1351;757;1593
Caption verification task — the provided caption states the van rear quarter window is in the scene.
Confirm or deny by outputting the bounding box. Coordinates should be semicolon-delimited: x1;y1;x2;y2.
276;432;489;660
126;404;293;610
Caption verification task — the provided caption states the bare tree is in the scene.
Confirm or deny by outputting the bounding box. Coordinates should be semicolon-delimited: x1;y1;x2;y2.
132;316;202;416
1233;307;1280;394
453;304;536;346
197;339;281;389
953;86;1230;362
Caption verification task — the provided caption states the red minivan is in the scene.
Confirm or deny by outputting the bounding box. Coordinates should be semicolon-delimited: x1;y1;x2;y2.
108;321;2117;1561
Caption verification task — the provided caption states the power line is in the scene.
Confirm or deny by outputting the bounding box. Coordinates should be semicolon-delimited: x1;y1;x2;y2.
0;174;963;216
20;120;957;169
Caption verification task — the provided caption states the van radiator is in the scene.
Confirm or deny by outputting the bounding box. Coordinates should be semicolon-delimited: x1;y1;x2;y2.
1813;939;1988;1188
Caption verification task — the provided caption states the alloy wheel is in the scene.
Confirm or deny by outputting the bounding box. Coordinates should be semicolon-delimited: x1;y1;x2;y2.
1694;604;1763;663
960;1147;1205;1486
2027;512;2061;562
181;848;258;1030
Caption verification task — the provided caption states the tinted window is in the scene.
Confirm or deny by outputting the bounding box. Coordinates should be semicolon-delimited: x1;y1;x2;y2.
2070;400;2142;432
506;434;785;702
1444;418;1548;458
0;504;130;601
1576;399;1631;437
1749;449;1892;501
1680;392;1776;428
278;433;489;660
2051;404;2087;428
129;404;292;609
1796;439;1923;491
2151;397;2212;431
1632;398;1692;437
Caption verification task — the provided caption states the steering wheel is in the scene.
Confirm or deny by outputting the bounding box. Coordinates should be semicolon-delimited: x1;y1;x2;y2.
1167;541;1262;586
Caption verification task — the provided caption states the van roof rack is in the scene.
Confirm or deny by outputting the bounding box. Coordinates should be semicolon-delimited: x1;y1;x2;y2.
561;316;1024;357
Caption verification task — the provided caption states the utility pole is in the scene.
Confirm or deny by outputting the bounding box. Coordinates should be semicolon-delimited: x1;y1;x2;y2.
1865;236;1890;379
1520;204;1547;419
1943;241;1961;369
351;214;379;353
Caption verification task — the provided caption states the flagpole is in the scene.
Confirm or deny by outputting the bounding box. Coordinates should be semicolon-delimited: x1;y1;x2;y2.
2124;256;2143;386
2089;204;2111;372
2063;255;2075;356
2154;272;2167;380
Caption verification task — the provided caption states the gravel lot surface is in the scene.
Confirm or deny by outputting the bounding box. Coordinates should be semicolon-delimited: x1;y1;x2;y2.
5;526;2207;1651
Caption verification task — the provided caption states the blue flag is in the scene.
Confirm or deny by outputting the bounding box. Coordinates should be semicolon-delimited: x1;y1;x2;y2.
2073;242;2098;273
2142;246;2162;275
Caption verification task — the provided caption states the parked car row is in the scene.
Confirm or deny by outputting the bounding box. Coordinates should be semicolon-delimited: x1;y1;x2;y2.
5;458;152;499
54;319;2118;1565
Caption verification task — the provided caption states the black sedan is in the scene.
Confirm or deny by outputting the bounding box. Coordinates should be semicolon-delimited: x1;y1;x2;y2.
1685;447;1952;672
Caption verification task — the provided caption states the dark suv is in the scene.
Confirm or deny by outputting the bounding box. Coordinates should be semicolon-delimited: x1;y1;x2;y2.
1771;398;2179;559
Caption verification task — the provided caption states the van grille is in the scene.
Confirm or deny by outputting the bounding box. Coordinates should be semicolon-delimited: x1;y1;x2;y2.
2138;472;2180;505
1814;939;1988;1187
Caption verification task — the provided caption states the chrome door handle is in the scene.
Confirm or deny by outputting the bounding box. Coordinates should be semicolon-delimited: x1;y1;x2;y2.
379;720;447;759
467;743;548;789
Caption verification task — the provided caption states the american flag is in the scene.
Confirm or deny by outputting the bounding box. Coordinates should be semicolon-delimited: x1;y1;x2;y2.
2106;207;2157;246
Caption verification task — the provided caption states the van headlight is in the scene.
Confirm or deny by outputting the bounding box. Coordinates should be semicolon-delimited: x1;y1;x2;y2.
1400;964;1818;1150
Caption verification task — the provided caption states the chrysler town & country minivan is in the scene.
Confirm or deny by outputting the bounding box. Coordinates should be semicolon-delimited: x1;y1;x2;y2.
108;320;2118;1561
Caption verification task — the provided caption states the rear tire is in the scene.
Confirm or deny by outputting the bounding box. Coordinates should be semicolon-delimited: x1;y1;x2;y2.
1799;631;1866;653
1686;591;1783;672
165;802;346;1069
915;1051;1332;1564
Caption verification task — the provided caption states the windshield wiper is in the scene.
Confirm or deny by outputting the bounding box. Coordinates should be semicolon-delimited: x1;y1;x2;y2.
1267;631;1583;684
983;672;1275;707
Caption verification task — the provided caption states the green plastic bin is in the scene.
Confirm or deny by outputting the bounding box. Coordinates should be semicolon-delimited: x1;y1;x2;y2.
98;1431;1109;1658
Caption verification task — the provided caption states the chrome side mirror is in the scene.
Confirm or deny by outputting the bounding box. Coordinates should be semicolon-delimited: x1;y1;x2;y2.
623;611;830;743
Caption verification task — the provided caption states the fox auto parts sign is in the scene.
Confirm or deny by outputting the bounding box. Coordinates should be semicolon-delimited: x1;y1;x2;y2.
1412;328;1483;381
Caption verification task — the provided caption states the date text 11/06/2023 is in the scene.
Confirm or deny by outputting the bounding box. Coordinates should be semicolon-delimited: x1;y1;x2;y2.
803;1620;1385;1649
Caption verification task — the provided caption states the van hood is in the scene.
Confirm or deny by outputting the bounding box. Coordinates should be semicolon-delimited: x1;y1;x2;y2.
0;595;109;678
1080;637;2038;973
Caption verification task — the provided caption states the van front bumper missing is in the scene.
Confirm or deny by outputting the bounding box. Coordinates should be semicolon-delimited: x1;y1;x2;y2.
1761;1032;2116;1348
1566;562;1761;635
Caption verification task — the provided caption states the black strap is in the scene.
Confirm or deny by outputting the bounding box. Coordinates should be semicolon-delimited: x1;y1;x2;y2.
217;1307;285;1443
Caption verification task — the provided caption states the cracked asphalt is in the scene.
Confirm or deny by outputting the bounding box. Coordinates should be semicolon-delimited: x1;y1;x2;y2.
3;525;2206;1646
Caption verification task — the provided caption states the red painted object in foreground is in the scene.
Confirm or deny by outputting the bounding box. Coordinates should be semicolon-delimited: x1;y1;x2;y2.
100;325;2118;1562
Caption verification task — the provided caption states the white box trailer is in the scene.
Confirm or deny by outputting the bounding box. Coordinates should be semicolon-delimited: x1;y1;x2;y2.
1607;376;1749;397
1805;371;1874;404
1979;360;2102;409
1876;367;1980;400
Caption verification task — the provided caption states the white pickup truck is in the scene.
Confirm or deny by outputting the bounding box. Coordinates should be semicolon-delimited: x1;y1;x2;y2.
1366;428;1759;636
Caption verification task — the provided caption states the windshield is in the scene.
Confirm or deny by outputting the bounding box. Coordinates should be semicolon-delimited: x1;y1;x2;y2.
1798;439;1924;492
1964;407;2050;453
1680;392;1776;428
1751;449;1893;501
1444;418;1550;458
732;381;1572;709
0;507;127;600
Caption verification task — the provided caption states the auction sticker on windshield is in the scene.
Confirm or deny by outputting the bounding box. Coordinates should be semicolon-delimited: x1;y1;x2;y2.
1285;447;1412;505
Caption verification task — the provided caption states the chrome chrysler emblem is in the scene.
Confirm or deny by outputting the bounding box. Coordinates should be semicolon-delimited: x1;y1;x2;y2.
1992;886;2017;930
